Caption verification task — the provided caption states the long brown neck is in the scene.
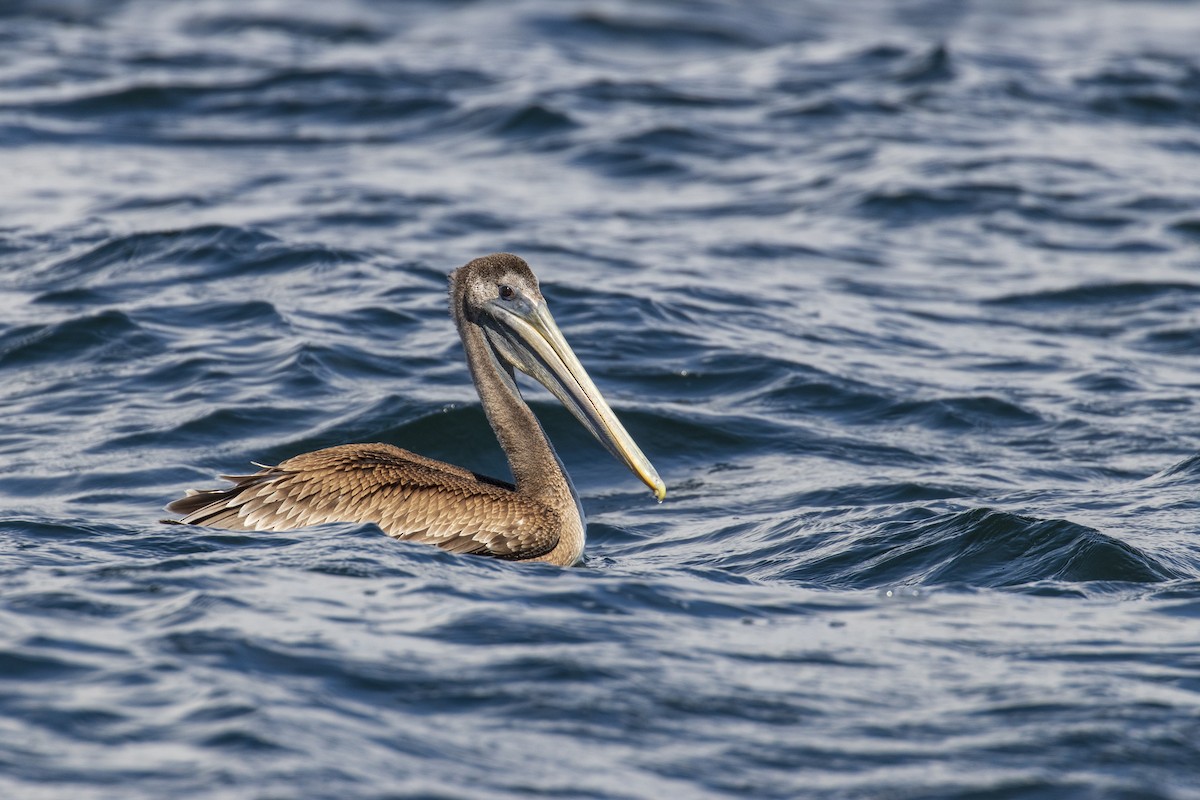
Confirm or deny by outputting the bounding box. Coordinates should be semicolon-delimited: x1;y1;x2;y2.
455;313;569;502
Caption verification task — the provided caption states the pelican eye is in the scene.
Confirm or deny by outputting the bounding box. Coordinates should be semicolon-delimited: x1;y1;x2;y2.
498;285;515;301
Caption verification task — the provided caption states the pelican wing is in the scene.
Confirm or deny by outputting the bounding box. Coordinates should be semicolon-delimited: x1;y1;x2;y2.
166;443;560;560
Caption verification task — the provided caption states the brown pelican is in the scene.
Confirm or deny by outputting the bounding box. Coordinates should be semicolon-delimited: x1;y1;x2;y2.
166;253;665;566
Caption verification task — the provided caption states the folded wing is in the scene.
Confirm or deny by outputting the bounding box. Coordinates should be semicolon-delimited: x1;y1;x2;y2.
167;443;560;560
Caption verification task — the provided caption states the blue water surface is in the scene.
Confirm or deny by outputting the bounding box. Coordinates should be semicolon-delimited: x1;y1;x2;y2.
2;1;1200;798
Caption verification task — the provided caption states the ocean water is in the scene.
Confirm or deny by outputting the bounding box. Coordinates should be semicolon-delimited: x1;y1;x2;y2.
2;0;1200;797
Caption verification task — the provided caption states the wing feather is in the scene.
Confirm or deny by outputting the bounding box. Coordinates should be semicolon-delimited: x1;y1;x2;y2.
165;443;559;560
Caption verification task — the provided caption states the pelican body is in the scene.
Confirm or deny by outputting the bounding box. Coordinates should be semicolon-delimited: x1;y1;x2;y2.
167;253;665;566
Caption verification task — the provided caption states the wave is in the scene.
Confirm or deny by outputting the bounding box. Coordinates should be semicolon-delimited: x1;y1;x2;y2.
776;507;1183;589
0;309;158;370
985;281;1200;309
1077;52;1200;124
25;225;369;294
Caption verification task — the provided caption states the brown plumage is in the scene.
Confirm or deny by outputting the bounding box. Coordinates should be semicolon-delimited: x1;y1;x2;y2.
166;253;665;566
168;444;562;560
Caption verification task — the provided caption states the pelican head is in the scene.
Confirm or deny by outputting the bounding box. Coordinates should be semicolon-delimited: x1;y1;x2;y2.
451;253;666;502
